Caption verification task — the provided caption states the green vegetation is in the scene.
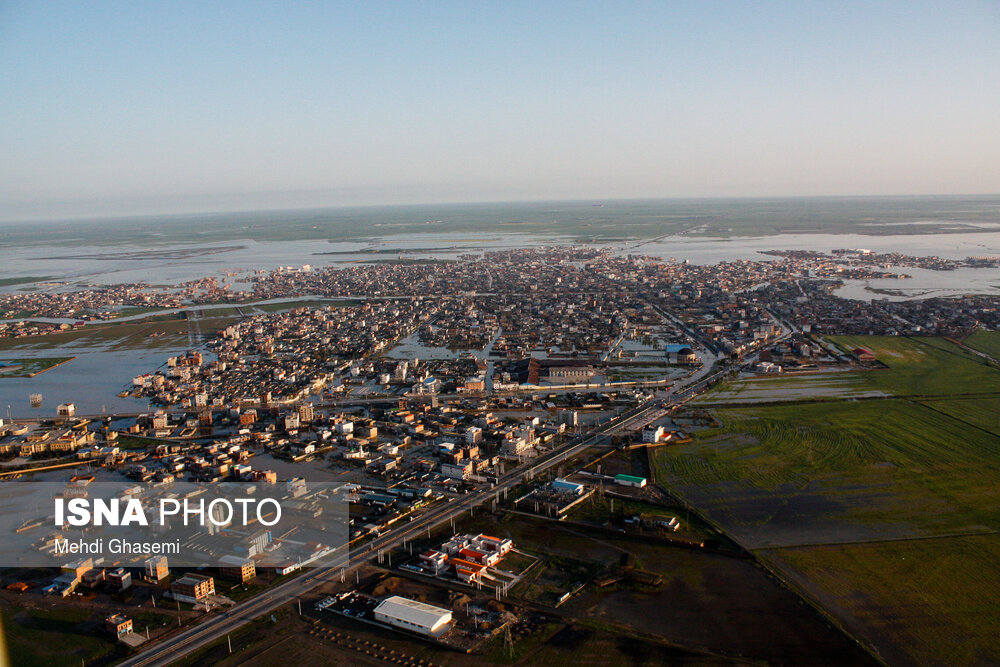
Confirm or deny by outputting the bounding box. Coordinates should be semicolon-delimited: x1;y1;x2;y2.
0;604;117;667
653;335;1000;665
963;329;1000;360
0;357;73;377
763;535;1000;666
566;496;714;543
825;335;1000;396
654;399;1000;545
0;276;50;287
919;396;1000;436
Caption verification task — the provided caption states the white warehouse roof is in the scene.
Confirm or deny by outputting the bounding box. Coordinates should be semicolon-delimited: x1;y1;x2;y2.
374;596;452;635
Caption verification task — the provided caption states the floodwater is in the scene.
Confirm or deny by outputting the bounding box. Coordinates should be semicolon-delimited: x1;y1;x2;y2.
4;230;1000;303
0;345;186;416
3;227;1000;417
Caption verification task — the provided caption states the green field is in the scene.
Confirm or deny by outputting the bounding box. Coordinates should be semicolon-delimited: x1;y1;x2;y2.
918;395;1000;436
963;329;1000;360
824;335;1000;396
0;604;117;667
652;335;1000;665
653;399;1000;547
763;535;1000;667
0;357;74;377
0;276;50;287
691;371;888;404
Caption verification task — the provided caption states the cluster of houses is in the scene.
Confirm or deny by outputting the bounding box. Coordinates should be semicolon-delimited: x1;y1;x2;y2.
418;533;515;584
0;276;240;333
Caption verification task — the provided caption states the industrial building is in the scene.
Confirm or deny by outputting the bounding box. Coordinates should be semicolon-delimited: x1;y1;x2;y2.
373;596;453;636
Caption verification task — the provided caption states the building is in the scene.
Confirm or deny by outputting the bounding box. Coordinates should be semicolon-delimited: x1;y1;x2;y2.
298;403;315;423
373;596;453;636
551;477;585;495
171;573;215;604
440;460;472;480
218;555;256;582
674;347;698;364
57;403;76;418
106;568;132;591
418;549;449;574
105;614;133;638
641;425;666;443
852;347;876;362
144;556;169;582
614;474;647;488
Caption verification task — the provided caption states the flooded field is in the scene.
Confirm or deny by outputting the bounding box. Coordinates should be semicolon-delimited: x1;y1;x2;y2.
693;371;890;404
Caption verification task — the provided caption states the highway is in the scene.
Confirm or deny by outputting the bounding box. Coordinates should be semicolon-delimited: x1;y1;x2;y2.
113;319;793;666
117;395;664;666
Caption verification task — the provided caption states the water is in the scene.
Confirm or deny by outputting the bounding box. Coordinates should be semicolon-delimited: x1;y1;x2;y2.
0;346;186;416
3;197;1000;416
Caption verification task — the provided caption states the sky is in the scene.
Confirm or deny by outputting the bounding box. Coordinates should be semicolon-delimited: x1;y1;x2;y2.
1;1;999;221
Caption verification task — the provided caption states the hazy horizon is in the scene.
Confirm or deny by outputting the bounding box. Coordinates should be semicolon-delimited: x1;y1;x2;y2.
4;191;1000;227
2;1;999;222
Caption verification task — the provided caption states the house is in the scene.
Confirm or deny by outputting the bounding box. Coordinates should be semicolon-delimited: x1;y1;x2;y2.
107;568;132;591
218;555;255;582
105;614;133;638
145;556;169;582
171;573;215;604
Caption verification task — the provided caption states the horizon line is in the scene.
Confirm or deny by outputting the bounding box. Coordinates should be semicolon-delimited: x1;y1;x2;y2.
2;191;1000;227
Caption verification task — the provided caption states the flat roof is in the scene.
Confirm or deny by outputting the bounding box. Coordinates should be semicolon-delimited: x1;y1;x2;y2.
374;596;452;628
614;474;647;482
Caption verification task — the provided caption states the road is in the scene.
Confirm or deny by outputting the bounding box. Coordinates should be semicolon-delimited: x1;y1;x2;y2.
112;309;794;666
118;396;666;666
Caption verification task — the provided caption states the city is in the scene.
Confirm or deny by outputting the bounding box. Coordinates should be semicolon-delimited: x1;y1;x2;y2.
2;238;1000;665
3;1;999;665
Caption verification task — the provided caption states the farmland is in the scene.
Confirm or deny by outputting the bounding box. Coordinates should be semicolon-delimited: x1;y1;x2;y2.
823;335;1000;396
1;604;117;667
691;371;888;404
650;335;1000;665
762;535;1000;667
653;399;1000;547
963;329;1000;361
918;396;1000;436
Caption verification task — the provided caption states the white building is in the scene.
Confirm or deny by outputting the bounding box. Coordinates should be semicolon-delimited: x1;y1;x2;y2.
440;461;472;480
374;596;453;636
642;425;666;443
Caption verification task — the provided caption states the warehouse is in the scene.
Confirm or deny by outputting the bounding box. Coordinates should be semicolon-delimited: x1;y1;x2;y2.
373;596;453;636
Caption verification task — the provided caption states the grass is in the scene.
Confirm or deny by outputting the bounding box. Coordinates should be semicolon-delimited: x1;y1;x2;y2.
0;357;74;377
565;496;713;542
824;335;1000;396
652;337;1000;666
654;399;1000;546
0;276;50;287
918;396;1000;436
762;534;1000;666
0;604;118;667
963;329;1000;360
